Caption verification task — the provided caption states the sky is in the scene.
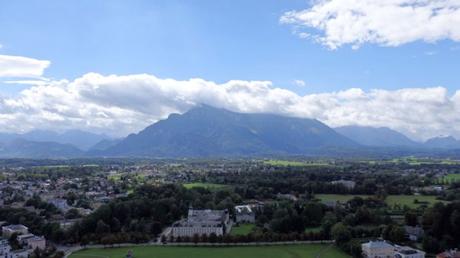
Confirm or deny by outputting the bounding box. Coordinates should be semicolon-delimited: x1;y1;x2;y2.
0;0;459;140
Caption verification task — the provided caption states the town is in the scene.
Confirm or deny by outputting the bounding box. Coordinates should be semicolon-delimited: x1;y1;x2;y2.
0;158;459;257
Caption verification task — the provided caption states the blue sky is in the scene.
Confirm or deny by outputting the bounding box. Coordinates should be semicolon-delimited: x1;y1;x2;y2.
0;0;459;139
1;0;459;95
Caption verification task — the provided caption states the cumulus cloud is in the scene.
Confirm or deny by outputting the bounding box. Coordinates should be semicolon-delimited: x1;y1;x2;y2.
0;54;50;78
280;0;460;49
0;72;459;140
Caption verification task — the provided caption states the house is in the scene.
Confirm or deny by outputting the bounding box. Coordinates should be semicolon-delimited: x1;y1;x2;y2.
395;245;425;258
2;224;28;238
437;250;460;258
171;208;231;237
331;180;356;189
48;198;70;212
234;205;256;223
362;240;394;258
404;225;424;241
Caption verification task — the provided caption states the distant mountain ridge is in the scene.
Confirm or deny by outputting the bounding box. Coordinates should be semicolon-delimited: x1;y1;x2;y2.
0;105;459;158
335;126;418;147
0;129;110;150
424;136;460;149
102;105;359;157
0;138;83;158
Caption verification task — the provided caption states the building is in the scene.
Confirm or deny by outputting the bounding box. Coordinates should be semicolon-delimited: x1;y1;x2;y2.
362;241;425;258
17;234;46;250
1;224;28;238
0;240;28;258
0;240;11;256
171;209;231;237
48;198;70;212
362;240;395;258
395;245;425;258
331;180;356;189
404;225;424;241
234;205;256;223
437;250;460;258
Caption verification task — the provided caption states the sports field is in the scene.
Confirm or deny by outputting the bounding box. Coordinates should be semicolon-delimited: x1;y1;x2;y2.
69;244;350;258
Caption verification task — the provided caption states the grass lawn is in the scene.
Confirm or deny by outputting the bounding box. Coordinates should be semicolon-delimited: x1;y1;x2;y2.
385;195;445;208
183;182;229;190
315;194;371;203
230;224;256;236
69;244;350;258
316;194;445;208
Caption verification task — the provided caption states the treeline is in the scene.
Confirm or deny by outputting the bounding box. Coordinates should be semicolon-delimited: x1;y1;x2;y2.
65;184;242;244
422;201;460;253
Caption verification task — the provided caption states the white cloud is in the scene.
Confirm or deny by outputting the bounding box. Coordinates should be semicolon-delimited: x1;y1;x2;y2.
280;0;460;49
0;72;459;140
293;79;307;87
0;54;50;78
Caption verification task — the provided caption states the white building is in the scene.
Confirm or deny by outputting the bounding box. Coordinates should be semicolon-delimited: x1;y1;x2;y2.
48;198;70;212
362;241;425;258
171;209;231;238
362;241;394;258
331;180;356;189
17;234;46;250
395;245;425;258
234;205;256;223
2;224;28;238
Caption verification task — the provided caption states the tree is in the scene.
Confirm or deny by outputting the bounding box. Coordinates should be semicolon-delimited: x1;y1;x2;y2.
95;220;111;234
422;236;440;254
405;211;418;227
331;223;352;245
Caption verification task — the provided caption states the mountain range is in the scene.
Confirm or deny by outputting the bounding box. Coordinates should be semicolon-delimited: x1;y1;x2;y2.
0;105;459;158
100;105;358;157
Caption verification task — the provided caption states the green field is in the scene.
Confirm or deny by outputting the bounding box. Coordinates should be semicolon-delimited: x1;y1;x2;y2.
230;224;256;236
263;160;330;167
183;182;229;190
316;194;445;208
69;244;350;258
439;174;460;184
385;195;445;208
316;194;371;203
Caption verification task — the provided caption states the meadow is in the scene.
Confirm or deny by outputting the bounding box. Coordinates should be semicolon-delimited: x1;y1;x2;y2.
439;174;460;184
69;244;350;258
316;194;445;208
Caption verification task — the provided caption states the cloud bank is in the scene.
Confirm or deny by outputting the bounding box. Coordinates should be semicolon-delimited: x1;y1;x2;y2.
280;0;460;49
1;72;459;140
0;54;50;78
